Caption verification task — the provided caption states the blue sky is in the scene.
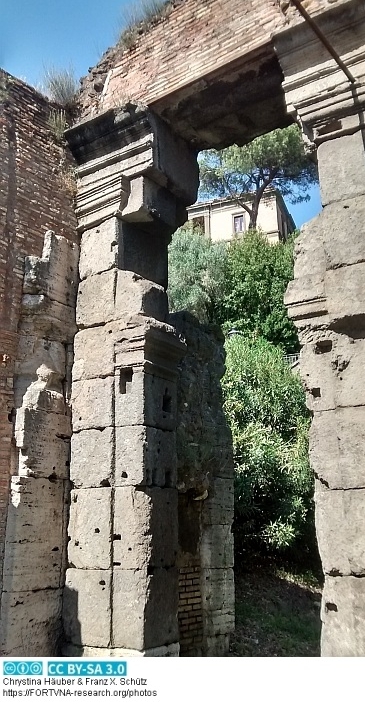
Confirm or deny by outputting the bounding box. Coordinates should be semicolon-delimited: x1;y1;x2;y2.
1;0;321;227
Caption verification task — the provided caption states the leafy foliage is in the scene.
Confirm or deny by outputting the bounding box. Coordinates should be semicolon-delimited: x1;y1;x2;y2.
199;125;318;228
167;224;227;323
222;336;314;557
168;227;299;353
219;230;299;353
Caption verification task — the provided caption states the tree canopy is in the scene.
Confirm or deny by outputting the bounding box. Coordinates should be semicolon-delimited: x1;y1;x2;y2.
199;124;318;229
168;227;299;353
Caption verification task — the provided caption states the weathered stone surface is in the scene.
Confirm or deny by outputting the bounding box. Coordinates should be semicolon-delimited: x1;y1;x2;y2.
300;334;365;412
23;230;79;308
310;406;365;489
72;326;115;381
202;477;234;526
200;525;234;569
71;377;113;431
115;271;168;322
118;222;170;289
115;425;176;487
2;477;66;592
21;294;77;338
0;588;63;656
321;576;365;656
326;262;365;326
68;489;111;569
112;567;179;650
76;270;117;328
63;569;111;648
14;408;71;479
115;369;176;430
79;219;119;280
113;487;178;568
318;130;365;207
200;568;234;613
71;428;113;488
316;483;365;576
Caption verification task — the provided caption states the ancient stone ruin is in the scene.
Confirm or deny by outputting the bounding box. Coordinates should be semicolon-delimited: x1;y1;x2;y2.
1;0;365;656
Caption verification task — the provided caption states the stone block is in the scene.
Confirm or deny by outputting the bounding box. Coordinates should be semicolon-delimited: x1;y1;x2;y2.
118;220;169;288
79;219;118;280
68;488;111;569
202;477;234;526
63;569;111;648
201;608;235;637
76;270;117;328
112;567;179;650
0;588;62;656
115;271;168;321
113;486;178;568
15;336;66;378
310;407;365;489
72;326;115;381
71;377;113;431
202;634;230;657
21;294;77;338
200;568;234;613
115;425;176;487
322;196;365;269
2;476;65;592
299;343;335;412
14;407;71;479
23;230;79;308
326;262;365;325
315;482;365;575
115;369;176;431
200;524;234;569
321;576;365;656
318;130;365;206
71;428;113;488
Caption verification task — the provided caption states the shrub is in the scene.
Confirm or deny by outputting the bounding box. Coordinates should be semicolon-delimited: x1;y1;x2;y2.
168;224;227;322
222;335;314;561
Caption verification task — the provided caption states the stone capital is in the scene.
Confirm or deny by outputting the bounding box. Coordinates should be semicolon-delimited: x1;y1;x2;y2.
273;0;365;143
66;104;199;234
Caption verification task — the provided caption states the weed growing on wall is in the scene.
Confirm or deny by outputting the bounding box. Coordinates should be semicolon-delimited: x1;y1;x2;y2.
118;0;171;50
43;66;79;107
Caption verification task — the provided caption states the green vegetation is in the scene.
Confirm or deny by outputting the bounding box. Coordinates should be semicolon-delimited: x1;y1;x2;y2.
119;0;170;50
199;125;318;229
168;226;317;567
168;226;299;353
231;562;321;656
223;335;314;559
43;66;79;107
47;108;68;141
168;224;227;323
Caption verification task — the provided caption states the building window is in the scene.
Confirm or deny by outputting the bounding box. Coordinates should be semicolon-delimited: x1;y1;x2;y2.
233;214;245;235
191;216;205;234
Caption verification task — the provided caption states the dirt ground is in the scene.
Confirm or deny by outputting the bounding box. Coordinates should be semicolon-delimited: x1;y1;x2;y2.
230;558;322;657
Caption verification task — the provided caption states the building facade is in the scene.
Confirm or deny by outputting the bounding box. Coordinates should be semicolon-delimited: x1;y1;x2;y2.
187;191;296;243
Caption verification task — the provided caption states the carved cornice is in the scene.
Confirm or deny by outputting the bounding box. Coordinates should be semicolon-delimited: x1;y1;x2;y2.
273;0;365;141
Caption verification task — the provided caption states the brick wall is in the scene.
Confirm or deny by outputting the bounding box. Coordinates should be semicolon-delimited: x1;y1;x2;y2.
0;70;77;588
80;0;344;117
178;565;203;656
